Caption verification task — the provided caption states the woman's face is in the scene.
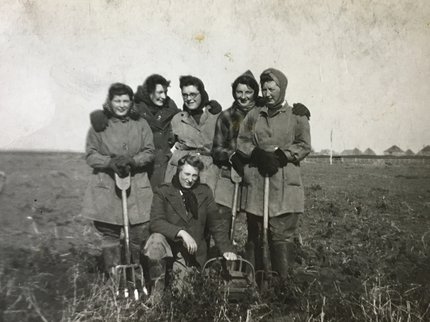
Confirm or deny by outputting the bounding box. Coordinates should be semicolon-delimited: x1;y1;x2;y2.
150;84;167;107
110;94;132;117
181;85;202;110
262;81;281;108
235;83;255;108
179;163;199;188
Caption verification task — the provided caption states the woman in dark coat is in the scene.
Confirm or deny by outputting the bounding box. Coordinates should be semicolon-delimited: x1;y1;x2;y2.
133;75;180;187
82;83;155;275
143;154;236;289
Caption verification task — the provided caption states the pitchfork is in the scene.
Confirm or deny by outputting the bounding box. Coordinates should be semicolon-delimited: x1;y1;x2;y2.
113;173;148;300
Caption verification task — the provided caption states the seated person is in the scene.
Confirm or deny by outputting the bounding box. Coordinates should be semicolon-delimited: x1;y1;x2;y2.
143;154;236;291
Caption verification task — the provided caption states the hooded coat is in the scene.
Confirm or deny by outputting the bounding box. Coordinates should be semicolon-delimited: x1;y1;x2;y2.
134;80;180;188
82;115;155;225
237;68;311;216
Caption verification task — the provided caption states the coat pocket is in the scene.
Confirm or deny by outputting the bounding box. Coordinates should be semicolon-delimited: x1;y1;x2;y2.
284;164;302;186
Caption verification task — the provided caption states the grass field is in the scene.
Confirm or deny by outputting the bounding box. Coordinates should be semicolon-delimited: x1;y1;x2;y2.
0;152;429;321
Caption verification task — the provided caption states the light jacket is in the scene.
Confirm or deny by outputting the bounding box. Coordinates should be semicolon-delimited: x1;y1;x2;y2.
82;117;155;225
237;103;311;216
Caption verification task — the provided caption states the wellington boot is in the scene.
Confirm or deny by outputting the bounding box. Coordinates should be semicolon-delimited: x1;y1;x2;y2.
270;241;295;279
102;245;121;275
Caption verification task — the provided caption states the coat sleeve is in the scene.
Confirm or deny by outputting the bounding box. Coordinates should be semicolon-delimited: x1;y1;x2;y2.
149;189;183;241
236;111;257;157
212;113;232;166
205;187;235;254
132;120;155;167
281;115;311;162
85;128;111;169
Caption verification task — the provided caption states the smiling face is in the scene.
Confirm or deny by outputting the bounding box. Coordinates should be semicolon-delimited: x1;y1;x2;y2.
262;80;281;108
235;83;255;108
181;85;202;110
150;84;167;107
178;163;200;189
110;94;132;117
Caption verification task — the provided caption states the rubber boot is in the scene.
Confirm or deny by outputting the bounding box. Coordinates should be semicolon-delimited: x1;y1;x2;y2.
142;255;166;295
102;245;121;275
245;241;256;270
270;241;295;279
130;243;141;265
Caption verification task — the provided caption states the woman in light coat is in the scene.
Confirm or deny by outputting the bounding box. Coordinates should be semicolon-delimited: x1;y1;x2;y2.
164;75;221;192
237;68;311;278
82;83;155;275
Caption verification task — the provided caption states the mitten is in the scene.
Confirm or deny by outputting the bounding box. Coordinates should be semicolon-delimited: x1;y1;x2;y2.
109;156;131;178
108;156;122;175
274;149;289;167
229;153;245;177
207;100;222;114
292;103;311;120
250;148;279;177
90;110;109;132
116;156;137;169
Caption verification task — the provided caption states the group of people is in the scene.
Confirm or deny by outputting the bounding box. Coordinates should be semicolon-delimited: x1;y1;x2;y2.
82;68;312;293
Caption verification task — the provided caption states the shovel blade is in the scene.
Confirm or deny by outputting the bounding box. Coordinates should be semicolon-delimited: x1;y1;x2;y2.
115;173;131;191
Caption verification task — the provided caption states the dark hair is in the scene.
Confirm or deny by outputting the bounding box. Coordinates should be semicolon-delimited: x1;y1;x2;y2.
179;75;209;109
232;75;259;100
108;83;134;101
177;154;204;173
259;74;275;87
144;74;170;94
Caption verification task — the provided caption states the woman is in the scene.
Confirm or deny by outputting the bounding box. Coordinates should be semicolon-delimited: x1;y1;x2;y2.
82;83;155;276
237;68;311;279
133;74;180;187
164;75;221;192
144;154;236;290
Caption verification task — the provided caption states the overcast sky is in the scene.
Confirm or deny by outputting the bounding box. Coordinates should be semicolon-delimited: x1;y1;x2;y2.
1;0;429;154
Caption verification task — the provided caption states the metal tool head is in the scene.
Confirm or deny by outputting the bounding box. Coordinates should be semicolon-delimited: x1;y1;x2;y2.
203;257;257;302
115;173;131;191
113;263;148;300
255;269;279;291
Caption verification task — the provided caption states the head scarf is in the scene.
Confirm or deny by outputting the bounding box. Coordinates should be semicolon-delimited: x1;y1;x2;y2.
231;70;259;113
260;68;288;110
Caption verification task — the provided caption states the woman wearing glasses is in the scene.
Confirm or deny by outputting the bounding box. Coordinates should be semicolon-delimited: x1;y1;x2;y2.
164;75;221;192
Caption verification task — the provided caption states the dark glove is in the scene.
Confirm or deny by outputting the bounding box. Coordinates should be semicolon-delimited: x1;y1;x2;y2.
229;153;245;177
274;149;289;167
292;103;311;120
108;156;132;178
250;147;279;177
116;156;137;169
90;110;109;132
207;100;222;114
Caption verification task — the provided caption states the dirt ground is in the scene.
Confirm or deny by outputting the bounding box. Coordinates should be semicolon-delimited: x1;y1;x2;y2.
0;152;429;321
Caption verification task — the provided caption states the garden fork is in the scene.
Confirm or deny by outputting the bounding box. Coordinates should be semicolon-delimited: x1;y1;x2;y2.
114;173;148;300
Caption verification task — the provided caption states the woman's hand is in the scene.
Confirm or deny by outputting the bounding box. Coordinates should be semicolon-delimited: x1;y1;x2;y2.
223;252;237;261
177;230;198;254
